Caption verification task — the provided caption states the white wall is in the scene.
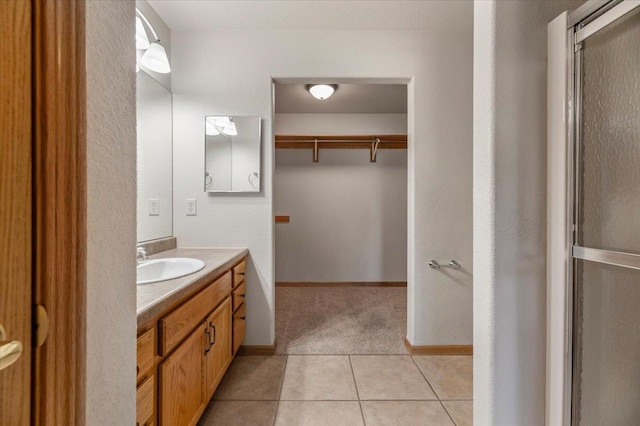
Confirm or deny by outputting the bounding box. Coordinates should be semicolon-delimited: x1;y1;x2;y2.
275;113;407;135
473;1;584;424
274;113;407;282
171;23;473;346
86;1;137;424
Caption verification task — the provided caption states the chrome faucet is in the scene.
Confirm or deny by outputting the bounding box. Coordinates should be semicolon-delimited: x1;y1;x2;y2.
136;247;149;264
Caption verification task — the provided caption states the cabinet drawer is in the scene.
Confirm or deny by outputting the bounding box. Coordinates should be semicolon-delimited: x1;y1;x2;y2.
159;271;232;355
137;328;155;382
232;280;246;312
232;303;246;355
233;260;246;287
136;375;155;426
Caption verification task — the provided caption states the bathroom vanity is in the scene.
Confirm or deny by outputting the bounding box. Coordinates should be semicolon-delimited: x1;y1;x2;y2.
136;248;248;426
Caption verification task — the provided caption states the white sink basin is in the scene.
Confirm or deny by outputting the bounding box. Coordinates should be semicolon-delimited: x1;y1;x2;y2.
137;258;206;285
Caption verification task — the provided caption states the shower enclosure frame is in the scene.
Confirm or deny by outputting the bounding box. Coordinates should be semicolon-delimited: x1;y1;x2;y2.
548;1;640;425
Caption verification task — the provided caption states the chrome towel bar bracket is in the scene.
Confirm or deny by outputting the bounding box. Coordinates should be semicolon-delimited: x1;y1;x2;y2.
429;260;460;270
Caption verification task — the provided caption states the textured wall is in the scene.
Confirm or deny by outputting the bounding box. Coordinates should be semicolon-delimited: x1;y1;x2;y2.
171;24;473;346
274;113;407;282
473;1;584;424
86;1;137;424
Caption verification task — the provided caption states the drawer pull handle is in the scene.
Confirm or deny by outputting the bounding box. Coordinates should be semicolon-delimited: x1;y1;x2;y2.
238;272;245;276
209;322;216;346
136;365;140;375
204;327;212;354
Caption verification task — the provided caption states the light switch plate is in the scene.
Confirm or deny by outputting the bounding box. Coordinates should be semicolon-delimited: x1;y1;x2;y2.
186;199;197;216
148;199;160;216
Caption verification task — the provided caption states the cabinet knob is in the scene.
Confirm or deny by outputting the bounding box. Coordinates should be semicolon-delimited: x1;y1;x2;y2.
240;293;246;298
239;316;246;321
136;365;139;375
238;272;245;276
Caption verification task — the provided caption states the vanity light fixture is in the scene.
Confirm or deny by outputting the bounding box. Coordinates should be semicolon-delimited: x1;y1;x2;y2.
206;116;238;137
135;16;150;50
307;84;337;100
222;119;237;136
205;118;220;136
136;8;171;74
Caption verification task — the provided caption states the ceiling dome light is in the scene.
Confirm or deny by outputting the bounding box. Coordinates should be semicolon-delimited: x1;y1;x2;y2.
135;16;150;50
307;84;337;100
140;42;171;74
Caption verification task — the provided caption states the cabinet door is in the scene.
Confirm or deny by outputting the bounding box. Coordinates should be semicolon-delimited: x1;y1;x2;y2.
203;298;232;400
159;324;205;426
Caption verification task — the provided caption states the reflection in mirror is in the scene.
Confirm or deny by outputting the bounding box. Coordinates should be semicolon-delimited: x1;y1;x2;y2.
137;71;173;242
205;116;261;193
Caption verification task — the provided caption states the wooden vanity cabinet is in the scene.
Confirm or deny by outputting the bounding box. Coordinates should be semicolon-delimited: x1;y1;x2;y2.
231;260;247;355
136;328;156;426
136;256;247;426
159;326;204;426
203;298;232;400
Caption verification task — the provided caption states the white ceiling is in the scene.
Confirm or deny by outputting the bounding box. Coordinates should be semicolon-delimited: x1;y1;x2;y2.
275;84;407;114
148;0;472;32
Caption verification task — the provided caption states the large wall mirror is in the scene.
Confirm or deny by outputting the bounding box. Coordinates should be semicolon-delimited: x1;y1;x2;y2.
137;71;173;242
205;116;261;192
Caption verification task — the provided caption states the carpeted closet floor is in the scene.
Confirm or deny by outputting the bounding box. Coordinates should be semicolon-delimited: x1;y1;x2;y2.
275;286;407;355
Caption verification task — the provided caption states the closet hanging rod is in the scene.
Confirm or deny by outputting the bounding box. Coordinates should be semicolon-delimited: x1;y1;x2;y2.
275;134;407;149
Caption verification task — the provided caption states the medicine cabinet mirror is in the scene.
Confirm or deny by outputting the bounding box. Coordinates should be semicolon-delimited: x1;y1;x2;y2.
204;115;261;193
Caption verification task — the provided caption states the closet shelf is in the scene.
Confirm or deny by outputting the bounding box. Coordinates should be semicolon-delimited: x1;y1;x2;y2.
275;134;407;162
275;134;407;150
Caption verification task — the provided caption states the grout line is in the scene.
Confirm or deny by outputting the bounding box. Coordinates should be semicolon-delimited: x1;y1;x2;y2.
440;400;459;426
273;355;289;426
409;355;441;400
216;398;455;402
348;355;367;425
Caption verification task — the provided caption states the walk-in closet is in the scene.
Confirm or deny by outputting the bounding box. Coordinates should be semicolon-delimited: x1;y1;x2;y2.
274;83;408;354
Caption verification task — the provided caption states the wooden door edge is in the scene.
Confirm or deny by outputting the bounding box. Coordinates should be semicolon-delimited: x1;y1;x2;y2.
32;0;87;424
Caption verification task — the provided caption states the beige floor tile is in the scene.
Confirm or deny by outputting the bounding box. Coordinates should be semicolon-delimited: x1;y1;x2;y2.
443;401;473;426
362;401;455;426
213;355;287;400
350;355;437;400
280;355;358;400
412;356;473;400
198;401;277;426
275;401;364;426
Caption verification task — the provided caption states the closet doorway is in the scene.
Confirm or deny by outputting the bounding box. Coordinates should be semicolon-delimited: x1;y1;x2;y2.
273;83;408;354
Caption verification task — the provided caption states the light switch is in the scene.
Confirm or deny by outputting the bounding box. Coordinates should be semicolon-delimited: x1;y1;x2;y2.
148;199;160;216
186;199;197;216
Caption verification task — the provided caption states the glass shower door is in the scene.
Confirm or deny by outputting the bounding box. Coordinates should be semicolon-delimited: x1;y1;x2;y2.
571;3;640;425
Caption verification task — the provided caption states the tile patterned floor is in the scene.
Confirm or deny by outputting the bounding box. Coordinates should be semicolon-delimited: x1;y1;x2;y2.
200;355;473;426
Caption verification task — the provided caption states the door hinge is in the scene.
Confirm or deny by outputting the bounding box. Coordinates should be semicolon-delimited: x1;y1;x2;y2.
575;42;584;52
34;304;49;348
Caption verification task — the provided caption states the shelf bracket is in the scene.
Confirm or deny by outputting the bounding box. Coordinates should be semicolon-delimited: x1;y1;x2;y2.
313;138;319;162
370;137;381;162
